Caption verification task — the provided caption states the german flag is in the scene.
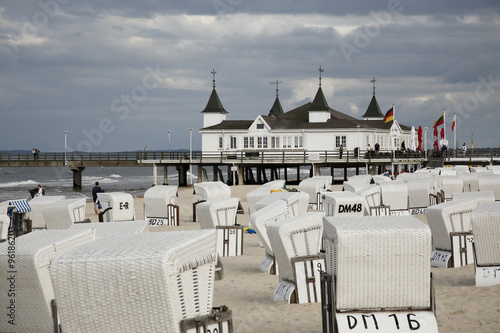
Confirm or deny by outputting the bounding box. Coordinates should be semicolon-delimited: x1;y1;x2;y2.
434;113;444;127
384;107;394;123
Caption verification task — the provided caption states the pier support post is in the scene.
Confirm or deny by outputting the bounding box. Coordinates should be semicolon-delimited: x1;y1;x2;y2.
213;166;219;181
176;164;188;187
238;165;244;185
153;164;158;186
69;165;85;189
163;166;168;185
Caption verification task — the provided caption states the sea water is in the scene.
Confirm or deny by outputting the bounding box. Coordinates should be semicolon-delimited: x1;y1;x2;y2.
0;165;364;202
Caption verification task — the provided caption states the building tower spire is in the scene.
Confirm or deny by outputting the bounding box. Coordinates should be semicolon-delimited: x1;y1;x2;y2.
371;77;376;96
318;66;324;87
269;79;281;97
211;68;217;89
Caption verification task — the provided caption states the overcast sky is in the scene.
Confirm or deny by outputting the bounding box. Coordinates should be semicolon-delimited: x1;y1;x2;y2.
1;0;499;152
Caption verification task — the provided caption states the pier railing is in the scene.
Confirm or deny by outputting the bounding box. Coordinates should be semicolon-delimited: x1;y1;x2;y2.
0;148;498;165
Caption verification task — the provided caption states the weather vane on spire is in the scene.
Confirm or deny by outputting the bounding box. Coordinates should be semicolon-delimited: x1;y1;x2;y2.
211;69;217;89
370;77;377;95
318;66;324;87
269;79;281;97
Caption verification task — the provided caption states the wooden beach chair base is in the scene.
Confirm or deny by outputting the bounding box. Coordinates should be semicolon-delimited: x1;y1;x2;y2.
273;254;325;304
180;306;233;333
216;225;244;257
431;232;474;268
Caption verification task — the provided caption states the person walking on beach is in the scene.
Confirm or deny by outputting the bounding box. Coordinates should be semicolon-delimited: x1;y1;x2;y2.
29;185;44;198
92;181;104;214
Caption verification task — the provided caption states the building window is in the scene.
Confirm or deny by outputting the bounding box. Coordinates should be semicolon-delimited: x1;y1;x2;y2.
256;124;264;129
262;137;268;149
257;137;263;149
249;137;254;148
271;136;280;149
218;136;223;149
294;136;303;148
335;136;346;148
244;137;249;149
230;136;237;149
283;136;292;149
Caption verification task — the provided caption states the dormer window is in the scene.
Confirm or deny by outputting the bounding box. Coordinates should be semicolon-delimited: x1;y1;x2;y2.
256;124;264;129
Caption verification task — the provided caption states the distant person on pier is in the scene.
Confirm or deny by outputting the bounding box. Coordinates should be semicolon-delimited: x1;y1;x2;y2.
375;142;380;156
339;145;343;159
32;148;36;160
92;181;104;214
462;143;467;156
401;140;406;151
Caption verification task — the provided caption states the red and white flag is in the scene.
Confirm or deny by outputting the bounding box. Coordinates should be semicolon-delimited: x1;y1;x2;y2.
451;113;456;131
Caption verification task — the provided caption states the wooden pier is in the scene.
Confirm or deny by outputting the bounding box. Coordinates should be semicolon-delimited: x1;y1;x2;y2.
1;149;499;187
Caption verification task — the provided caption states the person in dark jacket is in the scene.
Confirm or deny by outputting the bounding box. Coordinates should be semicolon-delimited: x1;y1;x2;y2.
92;181;104;214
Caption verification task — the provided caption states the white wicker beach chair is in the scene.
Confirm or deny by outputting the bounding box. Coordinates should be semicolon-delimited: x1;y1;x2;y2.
478;174;500;200
250;200;290;257
471;203;500;266
194;181;231;202
143;185;178;218
342;181;367;193
486;166;500;174
27;195;65;228
69;220;149;239
425;199;476;251
247;187;274;215
323;215;432;311
0;213;9;241
438;168;457;176
407;178;438;208
437;175;464;199
346;175;372;184
42;198;87;229
356;184;381;208
97;192;135;222
470;167;492;173
322;191;368;216
460;172;480;192
378;180;408;211
452;165;470;175
0;229;95;333
261;179;286;188
50;230;217;333
395;172;417;181
452;191;495;206
254;191;309;217
267;212;324;283
372;174;391;183
197;198;239;229
298;177;330;204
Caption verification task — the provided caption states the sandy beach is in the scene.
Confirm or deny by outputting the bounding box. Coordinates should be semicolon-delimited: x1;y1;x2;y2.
84;185;500;333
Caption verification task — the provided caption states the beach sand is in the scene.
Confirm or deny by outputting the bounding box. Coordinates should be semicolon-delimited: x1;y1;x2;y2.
84;185;500;333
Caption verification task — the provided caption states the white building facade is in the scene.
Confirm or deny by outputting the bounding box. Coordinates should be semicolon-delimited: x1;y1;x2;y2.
200;81;412;155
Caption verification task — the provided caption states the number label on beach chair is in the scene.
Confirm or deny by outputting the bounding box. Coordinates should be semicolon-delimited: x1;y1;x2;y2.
430;250;452;268
390;210;410;216
337;311;438;333
410;208;426;215
475;266;500;287
148;218;167;226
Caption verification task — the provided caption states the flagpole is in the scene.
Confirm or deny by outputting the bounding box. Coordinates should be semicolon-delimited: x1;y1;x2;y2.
443;108;446;143
453;113;457;151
